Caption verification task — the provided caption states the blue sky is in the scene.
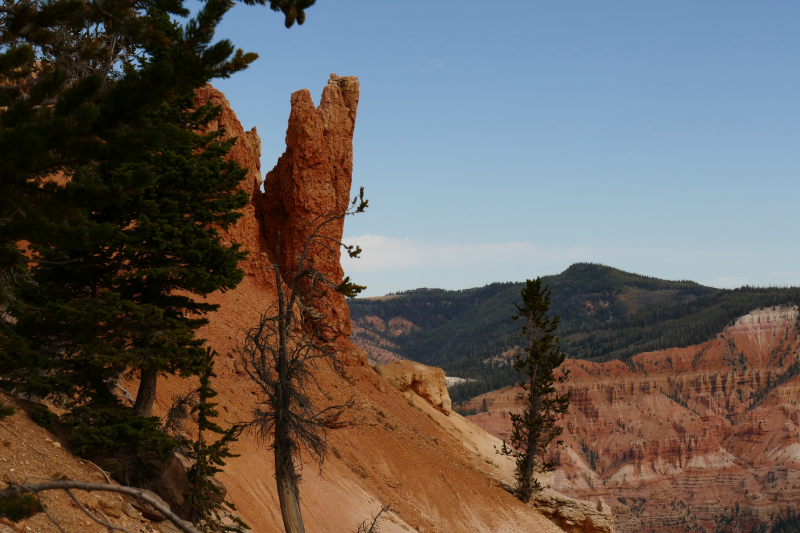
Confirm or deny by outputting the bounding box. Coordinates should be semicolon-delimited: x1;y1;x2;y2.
208;1;800;296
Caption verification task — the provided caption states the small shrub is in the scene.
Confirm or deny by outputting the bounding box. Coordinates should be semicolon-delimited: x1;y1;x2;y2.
0;494;43;522
29;404;59;434
0;401;14;421
65;403;179;486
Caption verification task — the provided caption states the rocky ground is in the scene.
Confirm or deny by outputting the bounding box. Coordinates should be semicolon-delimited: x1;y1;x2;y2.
0;392;177;533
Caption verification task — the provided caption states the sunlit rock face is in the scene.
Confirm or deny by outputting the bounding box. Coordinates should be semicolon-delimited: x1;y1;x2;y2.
466;306;800;532
377;359;453;415
255;74;360;348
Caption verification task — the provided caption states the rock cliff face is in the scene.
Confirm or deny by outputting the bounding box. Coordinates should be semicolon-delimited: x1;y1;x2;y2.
466;306;800;532
531;487;615;533
376;360;453;415
254;74;360;345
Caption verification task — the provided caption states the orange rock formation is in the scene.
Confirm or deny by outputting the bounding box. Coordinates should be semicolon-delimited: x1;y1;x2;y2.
466;306;800;532
376;360;453;415
255;74;360;346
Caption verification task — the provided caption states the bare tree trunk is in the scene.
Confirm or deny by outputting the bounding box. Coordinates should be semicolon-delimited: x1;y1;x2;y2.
520;383;539;504
275;445;305;533
271;240;306;533
133;367;158;417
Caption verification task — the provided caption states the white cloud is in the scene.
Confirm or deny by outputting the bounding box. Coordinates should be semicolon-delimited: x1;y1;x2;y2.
711;276;749;288
341;234;601;274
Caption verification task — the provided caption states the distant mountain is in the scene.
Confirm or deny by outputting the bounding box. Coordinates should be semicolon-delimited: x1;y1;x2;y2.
347;263;800;405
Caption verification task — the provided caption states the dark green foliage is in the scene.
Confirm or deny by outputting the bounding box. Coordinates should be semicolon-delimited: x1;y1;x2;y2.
0;0;259;271
0;0;317;512
186;349;248;532
349;263;800;403
448;360;522;407
2;291;159;403
260;0;316;28
28;404;59;434
336;276;368;298
579;440;599;471
715;507;800;533
64;403;179;485
0;51;251;418
0;0;284;426
749;361;800;409
499;278;570;503
762;511;800;533
0;401;14;420
0;494;42;522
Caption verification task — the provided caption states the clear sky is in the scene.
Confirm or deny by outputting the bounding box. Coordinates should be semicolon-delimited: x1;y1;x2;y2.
207;1;800;297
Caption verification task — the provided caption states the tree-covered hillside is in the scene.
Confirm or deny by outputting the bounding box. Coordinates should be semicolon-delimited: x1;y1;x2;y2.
347;263;800;405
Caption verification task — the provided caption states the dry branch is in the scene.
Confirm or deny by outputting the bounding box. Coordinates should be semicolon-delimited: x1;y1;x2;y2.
0;479;201;533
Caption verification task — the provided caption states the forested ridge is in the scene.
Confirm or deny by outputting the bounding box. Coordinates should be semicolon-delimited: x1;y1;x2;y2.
348;263;800;405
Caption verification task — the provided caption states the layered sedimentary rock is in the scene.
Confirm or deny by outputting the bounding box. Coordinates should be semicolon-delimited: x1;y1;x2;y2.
0;78;607;533
531;488;615;533
193;85;267;278
466;306;800;533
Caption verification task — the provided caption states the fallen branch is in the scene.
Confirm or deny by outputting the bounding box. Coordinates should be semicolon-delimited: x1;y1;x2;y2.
84;460;113;484
0;479;200;533
65;488;134;533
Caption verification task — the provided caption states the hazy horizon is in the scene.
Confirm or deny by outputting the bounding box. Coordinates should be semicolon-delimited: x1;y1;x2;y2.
346;260;800;299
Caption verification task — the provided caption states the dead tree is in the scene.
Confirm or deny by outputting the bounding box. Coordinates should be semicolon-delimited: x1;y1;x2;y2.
354;505;392;533
236;189;367;533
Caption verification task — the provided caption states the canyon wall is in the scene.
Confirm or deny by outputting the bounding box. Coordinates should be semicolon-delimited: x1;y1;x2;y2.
465;306;800;532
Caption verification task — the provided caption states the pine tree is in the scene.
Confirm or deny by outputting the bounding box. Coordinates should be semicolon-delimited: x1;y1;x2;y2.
0;72;250;415
1;0;257;345
1;0;255;276
1;0;317;484
499;277;570;503
186;349;248;532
